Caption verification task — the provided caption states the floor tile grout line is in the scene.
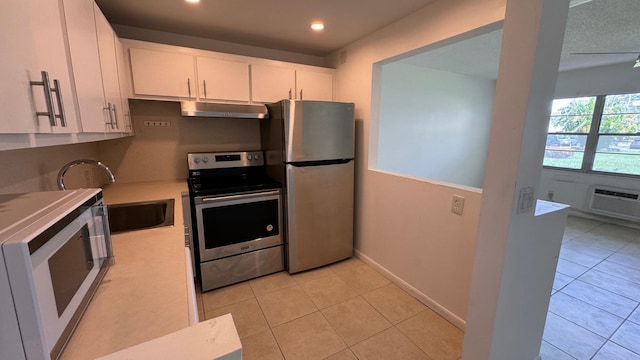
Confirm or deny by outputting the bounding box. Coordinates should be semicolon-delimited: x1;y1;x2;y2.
547;308;610;341
588;339;611;359
565;237;630;256
589;261;640;288
606;254;640;272
577;268;640;301
543;340;578;360
607;337;640;357
554;288;633;321
393;322;437;360
315;304;353;356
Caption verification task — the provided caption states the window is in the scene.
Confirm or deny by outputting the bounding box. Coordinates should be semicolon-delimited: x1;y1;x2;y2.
543;93;640;177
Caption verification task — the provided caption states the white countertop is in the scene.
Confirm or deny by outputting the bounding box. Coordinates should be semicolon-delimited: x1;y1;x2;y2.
60;181;191;360
535;199;570;217
95;314;241;360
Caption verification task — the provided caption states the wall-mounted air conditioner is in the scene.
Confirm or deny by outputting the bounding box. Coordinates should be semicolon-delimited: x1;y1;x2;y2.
588;186;640;221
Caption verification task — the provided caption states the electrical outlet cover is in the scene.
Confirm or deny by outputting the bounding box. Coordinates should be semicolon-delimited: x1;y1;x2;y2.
452;195;465;215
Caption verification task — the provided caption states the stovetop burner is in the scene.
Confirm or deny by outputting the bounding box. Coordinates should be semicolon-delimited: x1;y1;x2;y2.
187;151;280;197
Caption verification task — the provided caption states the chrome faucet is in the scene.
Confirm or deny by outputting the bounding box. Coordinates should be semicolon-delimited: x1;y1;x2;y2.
57;159;116;190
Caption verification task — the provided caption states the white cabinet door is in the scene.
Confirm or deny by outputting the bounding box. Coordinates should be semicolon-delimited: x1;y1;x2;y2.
196;57;250;102
94;5;122;132
296;70;334;101
0;0;79;134
130;48;196;99
115;39;133;134
63;0;110;133
250;64;295;103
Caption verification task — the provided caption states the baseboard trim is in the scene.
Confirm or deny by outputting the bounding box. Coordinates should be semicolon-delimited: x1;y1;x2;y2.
354;249;466;330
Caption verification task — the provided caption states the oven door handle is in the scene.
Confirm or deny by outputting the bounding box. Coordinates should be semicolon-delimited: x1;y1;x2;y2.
200;190;280;203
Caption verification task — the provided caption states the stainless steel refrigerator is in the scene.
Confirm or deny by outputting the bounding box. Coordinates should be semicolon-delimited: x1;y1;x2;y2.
262;100;355;273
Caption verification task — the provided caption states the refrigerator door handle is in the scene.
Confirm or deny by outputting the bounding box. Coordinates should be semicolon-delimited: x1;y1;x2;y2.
287;159;353;167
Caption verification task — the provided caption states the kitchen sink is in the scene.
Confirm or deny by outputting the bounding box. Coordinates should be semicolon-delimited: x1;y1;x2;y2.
107;199;175;233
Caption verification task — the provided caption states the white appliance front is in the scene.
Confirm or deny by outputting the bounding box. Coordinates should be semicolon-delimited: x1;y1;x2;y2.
0;189;110;360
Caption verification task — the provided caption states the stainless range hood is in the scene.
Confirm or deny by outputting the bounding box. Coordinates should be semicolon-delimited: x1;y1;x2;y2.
181;101;269;119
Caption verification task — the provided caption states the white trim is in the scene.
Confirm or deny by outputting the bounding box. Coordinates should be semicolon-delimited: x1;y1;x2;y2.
368;168;483;194
354;249;466;331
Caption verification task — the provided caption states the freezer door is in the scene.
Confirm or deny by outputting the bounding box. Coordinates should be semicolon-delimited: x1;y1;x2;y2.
285;101;354;163
286;161;354;273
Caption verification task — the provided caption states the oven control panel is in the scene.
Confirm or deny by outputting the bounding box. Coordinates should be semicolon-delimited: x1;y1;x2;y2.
188;151;264;170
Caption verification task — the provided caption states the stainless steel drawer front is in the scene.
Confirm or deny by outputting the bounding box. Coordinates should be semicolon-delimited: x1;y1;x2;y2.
200;246;284;291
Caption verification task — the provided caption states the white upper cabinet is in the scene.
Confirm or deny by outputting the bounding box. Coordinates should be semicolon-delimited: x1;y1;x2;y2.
122;41;335;104
94;5;124;133
62;0;109;133
251;64;334;103
115;39;132;133
250;64;296;103
0;0;79;134
196;57;250;102
63;0;130;134
296;70;334;101
130;48;196;99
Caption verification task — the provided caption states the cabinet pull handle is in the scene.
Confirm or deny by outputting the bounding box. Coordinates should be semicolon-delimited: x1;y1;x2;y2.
51;79;67;127
124;113;132;130
203;80;207;99
30;71;57;126
104;102;114;128
187;78;192;98
288;88;292;100
111;103;119;129
300;89;303;100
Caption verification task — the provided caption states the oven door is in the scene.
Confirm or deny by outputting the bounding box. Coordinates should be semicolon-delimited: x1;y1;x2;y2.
3;201;111;360
194;190;282;262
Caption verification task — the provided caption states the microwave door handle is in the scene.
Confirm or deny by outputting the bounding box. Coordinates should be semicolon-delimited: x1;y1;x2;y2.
92;204;114;259
81;226;94;269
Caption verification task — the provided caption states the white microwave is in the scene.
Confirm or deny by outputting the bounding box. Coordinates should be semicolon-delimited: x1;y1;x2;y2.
0;189;112;360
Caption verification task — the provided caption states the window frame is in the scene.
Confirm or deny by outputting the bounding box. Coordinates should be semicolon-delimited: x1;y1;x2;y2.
543;93;640;178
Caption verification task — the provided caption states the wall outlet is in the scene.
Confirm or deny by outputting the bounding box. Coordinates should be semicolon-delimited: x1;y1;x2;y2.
451;195;465;215
143;121;171;127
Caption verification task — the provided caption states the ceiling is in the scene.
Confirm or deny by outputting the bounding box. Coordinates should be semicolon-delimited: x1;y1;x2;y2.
95;0;435;56
402;0;640;78
96;0;639;74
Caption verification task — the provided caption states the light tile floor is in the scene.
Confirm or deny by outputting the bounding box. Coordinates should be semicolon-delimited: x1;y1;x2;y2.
542;216;640;360
195;215;640;360
196;257;464;360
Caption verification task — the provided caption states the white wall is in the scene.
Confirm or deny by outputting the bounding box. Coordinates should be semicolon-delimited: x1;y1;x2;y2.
540;62;640;217
376;62;495;188
328;0;506;326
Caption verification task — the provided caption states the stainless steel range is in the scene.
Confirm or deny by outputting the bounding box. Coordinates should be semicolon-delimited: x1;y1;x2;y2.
187;151;283;291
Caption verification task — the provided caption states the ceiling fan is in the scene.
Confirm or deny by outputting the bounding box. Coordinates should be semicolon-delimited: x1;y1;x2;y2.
570;51;640;68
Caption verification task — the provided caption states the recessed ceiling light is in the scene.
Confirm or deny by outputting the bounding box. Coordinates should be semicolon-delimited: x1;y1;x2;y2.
311;22;325;31
185;0;200;3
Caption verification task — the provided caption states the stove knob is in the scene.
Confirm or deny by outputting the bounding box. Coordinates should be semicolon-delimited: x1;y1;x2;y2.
194;157;201;164
247;154;253;160
202;156;209;163
254;154;260;160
